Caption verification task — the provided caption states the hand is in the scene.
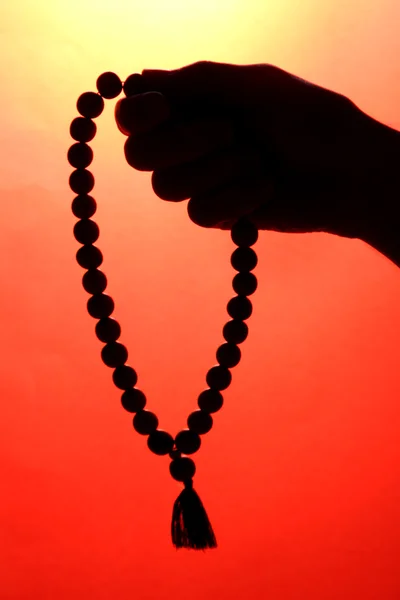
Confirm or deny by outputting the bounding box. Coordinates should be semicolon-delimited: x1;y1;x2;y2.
115;60;395;241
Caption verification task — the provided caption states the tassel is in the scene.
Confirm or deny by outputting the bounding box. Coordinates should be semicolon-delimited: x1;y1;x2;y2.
171;479;217;550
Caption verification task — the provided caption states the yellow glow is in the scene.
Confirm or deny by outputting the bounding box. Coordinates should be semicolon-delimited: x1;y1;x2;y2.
2;0;400;192
0;0;302;190
2;0;295;79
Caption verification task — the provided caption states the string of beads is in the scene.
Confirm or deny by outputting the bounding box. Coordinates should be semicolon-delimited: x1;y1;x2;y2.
68;71;259;549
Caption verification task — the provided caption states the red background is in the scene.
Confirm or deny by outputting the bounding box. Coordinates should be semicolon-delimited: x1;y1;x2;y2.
1;2;400;598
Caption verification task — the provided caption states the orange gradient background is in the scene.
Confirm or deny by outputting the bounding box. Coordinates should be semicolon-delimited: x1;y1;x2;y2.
1;2;400;599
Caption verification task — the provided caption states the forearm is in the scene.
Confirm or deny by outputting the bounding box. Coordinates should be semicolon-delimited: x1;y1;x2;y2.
358;117;400;268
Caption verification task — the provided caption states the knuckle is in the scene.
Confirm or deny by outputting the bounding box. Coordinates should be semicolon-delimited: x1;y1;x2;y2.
193;60;212;70
124;136;150;171
152;168;191;201
151;170;174;200
187;196;212;227
115;100;131;136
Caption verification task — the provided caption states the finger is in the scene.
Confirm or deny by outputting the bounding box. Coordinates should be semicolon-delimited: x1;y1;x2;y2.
151;145;264;202
139;61;292;109
187;175;274;228
115;92;171;136
124;117;234;171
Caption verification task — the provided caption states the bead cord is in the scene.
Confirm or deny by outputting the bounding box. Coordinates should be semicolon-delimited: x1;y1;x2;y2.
68;71;259;550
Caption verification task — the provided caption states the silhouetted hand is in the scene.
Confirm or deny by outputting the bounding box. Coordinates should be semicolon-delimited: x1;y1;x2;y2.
115;60;399;243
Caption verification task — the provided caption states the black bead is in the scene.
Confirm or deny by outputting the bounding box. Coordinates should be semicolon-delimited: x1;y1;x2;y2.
121;388;146;413
232;272;257;296
231;217;259;247
231;247;258;272
187;410;213;434
169;457;196;482
123;73;147;97
227;296;253;321
223;319;248;344
72;195;97;219
77;91;104;118
69;169;95;195
101;342;128;367
82;269;107;295
87;293;114;319
147;430;174;456
95;318;121;343
216;342;241;368
73;219;99;245
70;117;96;142
67;143;93;169
175;429;201;455
76;245;103;269
197;389;224;414
133;410;158;435
96;72;123;99
169;449;182;460
112;365;138;390
206;365;232;391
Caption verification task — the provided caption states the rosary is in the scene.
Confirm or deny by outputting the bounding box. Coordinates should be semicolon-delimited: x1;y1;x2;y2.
68;71;259;551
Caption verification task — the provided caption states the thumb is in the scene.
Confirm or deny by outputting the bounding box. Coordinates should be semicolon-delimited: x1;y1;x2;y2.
140;60;282;108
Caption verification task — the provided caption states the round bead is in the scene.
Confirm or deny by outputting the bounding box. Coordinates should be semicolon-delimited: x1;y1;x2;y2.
112;365;138;390
77;91;104;118
169;449;182;460
216;342;241;368
223;319;248;344
121;388;146;413
101;342;128;368
95;318;121;343
169;457;196;482
231;218;259;247
175;429;201;454
187;410;213;435
133;410;158;435
82;269;107;295
197;389;224;414
147;430;174;456
227;296;253;321
206;365;232;391
76;245;103;269
70;117;96;142
123;73;147;97
67;143;93;169
231;247;258;272
87;293;114;319
73;219;99;245
96;72;123;99
72;195;97;219
232;272;257;296
69;169;95;195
